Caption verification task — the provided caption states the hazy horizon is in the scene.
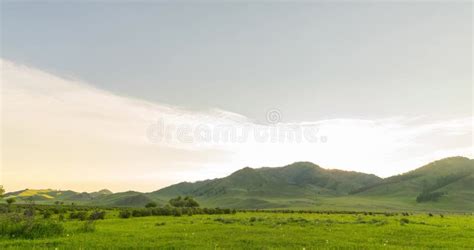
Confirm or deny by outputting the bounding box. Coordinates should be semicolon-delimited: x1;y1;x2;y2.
3;155;473;194
1;2;472;192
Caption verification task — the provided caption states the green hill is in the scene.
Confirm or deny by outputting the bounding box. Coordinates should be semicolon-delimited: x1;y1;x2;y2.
5;157;473;211
87;191;162;207
351;157;473;196
348;157;474;211
150;162;382;208
90;189;113;198
5;189;84;202
3;188;164;207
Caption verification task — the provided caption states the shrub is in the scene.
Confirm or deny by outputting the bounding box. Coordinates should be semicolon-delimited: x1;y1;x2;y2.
118;210;131;219
0;206;8;214
416;192;445;203
42;210;52;219
400;218;410;225
145;202;158;208
0;218;64;239
6;198;16;206
131;209;152;217
214;218;236;224
173;208;182;217
89;211;106;220
52;207;65;214
117;206;236;219
169;196;200;208
77;220;95;233
69;211;88;221
23;208;35;218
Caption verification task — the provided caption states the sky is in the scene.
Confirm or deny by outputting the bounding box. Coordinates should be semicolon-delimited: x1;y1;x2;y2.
1;2;472;192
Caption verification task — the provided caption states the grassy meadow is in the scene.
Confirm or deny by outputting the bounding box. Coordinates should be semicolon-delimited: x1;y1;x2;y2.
1;205;473;249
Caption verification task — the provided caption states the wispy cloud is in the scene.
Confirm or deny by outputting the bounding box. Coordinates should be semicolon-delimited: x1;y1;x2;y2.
1;59;472;192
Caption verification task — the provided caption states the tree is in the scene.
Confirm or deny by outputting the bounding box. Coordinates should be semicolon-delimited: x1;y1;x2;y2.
169;196;199;208
416;191;444;203
0;185;4;198
6;197;15;206
183;196;199;208
145;202;158;208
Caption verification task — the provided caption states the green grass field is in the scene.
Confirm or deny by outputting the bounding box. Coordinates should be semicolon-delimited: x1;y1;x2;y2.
1;211;473;249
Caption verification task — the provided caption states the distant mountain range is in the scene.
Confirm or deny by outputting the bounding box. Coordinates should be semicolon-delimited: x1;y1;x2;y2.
5;156;473;212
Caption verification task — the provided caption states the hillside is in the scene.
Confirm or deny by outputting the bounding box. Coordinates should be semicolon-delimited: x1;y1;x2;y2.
3;188;165;207
5;157;473;211
350;157;474;211
150;162;382;208
5;189;85;202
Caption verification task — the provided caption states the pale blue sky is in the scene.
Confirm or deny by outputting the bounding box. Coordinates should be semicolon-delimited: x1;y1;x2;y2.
2;1;471;123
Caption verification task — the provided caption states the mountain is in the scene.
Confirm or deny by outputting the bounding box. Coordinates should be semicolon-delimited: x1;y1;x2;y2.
86;191;161;207
4;189;82;201
3;188;165;207
349;157;474;211
150;158;474;211
4;157;473;211
90;189;113;198
150;162;382;208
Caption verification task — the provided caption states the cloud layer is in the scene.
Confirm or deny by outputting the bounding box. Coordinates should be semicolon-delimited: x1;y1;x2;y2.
1;59;472;192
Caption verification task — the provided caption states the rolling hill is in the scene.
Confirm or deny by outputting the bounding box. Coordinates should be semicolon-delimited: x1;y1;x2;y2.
150;162;382;208
4;157;473;211
348;156;474;211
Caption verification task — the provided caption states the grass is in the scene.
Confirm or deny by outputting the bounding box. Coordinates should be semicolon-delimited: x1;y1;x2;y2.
0;217;64;240
0;211;473;248
200;194;474;213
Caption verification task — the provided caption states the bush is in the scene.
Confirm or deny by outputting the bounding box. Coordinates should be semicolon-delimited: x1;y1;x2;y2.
400;218;410;225
0;206;8;214
118;210;131;219
145;202;158;208
23;208;35;218
214;217;236;224
89;211;106;220
131;209;152;217
416;191;445;203
169;196;200;208
117;206;237;219
173;208;182;217
0;218;64;239
69;211;88;221
6;198;16;206
42;210;52;219
77;220;95;233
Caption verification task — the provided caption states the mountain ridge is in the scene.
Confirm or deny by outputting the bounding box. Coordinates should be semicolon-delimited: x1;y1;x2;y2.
4;156;473;212
151;161;382;200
